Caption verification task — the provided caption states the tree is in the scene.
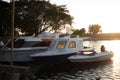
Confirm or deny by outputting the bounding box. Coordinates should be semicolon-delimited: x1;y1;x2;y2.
88;24;102;34
0;1;11;36
72;28;86;36
15;0;73;35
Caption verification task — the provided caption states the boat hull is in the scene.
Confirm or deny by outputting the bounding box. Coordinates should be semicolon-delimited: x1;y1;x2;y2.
0;50;46;62
31;52;76;64
68;51;114;62
0;47;48;52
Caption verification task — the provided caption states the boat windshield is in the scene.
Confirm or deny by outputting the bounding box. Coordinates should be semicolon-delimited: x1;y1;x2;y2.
56;41;66;49
49;40;56;49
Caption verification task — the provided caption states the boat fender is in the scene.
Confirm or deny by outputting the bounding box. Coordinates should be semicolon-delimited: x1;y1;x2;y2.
101;45;105;52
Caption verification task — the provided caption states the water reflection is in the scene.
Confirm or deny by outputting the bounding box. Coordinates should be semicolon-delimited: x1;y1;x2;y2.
84;40;120;79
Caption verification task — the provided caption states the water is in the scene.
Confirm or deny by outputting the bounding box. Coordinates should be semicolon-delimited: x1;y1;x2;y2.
31;40;120;80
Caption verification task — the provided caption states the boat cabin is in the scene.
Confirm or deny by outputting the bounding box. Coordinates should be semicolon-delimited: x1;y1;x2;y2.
48;35;85;52
3;37;51;48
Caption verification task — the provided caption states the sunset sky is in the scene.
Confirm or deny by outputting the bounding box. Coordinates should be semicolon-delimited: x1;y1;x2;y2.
3;0;120;33
50;0;120;33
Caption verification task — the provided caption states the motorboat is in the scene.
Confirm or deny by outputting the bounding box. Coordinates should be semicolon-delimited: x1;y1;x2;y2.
0;37;49;53
0;36;51;62
0;32;59;52
68;51;114;63
30;35;94;63
0;32;59;62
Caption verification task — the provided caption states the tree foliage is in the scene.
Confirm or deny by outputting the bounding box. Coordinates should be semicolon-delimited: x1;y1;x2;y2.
15;0;73;35
0;1;11;36
88;24;102;34
72;28;86;36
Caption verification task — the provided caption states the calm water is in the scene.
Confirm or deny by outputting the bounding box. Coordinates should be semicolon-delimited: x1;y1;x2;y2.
32;40;120;80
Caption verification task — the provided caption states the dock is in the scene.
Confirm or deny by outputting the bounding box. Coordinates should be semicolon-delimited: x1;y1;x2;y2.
0;64;36;80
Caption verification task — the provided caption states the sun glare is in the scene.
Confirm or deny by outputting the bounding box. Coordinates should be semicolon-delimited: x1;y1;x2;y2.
51;0;120;33
102;40;120;63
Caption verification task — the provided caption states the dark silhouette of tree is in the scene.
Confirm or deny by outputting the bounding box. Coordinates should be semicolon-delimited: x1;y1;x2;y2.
72;28;86;36
88;24;101;34
15;0;73;35
0;1;11;36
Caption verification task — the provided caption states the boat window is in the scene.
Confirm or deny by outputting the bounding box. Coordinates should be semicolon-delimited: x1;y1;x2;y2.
6;39;25;48
34;41;51;47
68;41;76;48
57;41;66;49
49;41;56;49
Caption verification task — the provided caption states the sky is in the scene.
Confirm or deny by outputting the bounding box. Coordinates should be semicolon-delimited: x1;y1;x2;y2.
3;0;120;33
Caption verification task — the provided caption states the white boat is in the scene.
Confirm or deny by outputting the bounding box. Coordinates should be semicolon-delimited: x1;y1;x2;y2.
68;51;114;63
0;37;49;52
30;35;94;63
0;32;59;52
0;32;58;62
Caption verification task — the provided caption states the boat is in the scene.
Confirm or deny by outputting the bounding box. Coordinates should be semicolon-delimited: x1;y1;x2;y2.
0;36;49;52
0;32;59;52
68;50;114;63
30;35;94;63
0;32;59;62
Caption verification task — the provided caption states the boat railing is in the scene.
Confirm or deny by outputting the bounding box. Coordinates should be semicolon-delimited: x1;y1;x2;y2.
60;35;80;39
1;38;11;49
